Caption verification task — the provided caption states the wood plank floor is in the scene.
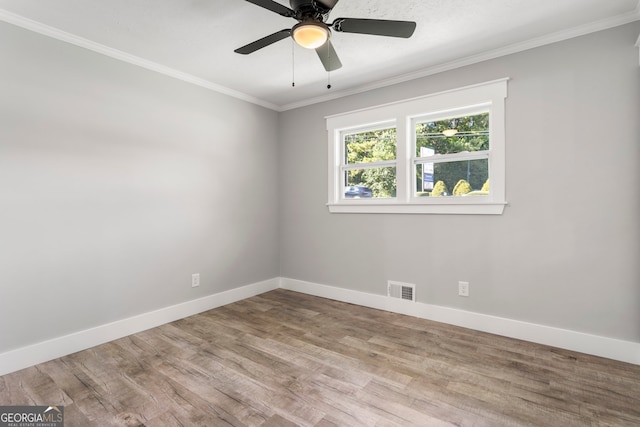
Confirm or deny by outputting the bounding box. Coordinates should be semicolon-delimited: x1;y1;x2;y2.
1;289;639;426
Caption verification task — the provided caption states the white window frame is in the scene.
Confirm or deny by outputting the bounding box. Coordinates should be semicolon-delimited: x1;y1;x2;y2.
327;79;508;215
340;120;398;198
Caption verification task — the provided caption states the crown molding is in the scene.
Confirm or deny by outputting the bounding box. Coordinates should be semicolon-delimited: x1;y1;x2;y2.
279;6;640;111
1;5;638;113
0;8;280;111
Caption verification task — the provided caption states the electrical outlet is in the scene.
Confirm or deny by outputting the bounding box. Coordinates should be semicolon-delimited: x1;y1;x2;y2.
458;281;469;297
192;273;200;288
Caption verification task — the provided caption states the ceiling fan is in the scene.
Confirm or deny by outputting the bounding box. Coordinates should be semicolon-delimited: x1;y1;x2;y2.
234;0;417;72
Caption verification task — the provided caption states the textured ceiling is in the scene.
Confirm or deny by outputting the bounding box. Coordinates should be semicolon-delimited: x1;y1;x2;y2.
0;0;638;110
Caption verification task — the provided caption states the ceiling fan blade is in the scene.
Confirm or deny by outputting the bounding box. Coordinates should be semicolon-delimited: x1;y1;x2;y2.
234;29;291;54
316;0;339;10
332;18;416;38
244;0;295;18
316;40;342;71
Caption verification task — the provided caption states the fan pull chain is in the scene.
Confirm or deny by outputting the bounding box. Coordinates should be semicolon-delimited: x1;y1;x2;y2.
327;43;332;90
291;39;295;87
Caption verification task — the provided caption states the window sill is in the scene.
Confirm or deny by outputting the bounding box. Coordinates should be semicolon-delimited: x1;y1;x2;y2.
327;201;507;215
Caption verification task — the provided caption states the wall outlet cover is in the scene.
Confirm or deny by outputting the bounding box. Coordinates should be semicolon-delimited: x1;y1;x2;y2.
458;281;469;297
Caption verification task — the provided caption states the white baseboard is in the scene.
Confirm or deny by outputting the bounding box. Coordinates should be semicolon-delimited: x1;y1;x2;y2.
2;276;638;376
0;278;280;376
280;277;640;366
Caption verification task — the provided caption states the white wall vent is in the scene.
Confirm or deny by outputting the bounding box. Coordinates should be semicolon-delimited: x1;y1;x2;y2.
387;281;415;302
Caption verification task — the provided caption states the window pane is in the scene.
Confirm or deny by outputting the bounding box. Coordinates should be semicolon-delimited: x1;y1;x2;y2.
345;167;396;199
416;112;489;157
345;127;396;164
416;159;488;196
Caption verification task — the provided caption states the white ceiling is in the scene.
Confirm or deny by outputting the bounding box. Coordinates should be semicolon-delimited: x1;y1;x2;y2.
0;0;638;110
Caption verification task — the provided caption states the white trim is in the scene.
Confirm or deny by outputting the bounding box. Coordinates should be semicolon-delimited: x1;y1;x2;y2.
280;277;640;366
325;78;509;121
0;9;279;111
1;276;638;375
1;7;637;112
327;79;507;215
327;202;506;215
279;7;640;111
636;34;640;66
0;278;280;376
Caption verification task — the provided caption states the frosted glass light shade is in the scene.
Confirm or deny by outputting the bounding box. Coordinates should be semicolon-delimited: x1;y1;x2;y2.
292;22;329;49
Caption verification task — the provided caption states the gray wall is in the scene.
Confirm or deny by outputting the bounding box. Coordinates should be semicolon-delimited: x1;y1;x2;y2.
0;22;280;353
279;22;640;342
1;17;638;356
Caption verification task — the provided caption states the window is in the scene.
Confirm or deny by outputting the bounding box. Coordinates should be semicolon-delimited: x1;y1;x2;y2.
414;109;489;197
327;79;508;214
343;122;397;199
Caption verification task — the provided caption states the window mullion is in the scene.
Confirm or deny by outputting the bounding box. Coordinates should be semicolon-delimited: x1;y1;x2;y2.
395;117;409;202
414;151;490;165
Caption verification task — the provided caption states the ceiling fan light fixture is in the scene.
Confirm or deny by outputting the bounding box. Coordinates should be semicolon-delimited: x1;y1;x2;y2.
292;21;329;49
442;128;459;137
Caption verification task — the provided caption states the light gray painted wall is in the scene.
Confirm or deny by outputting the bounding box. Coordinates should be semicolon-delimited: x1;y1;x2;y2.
279;22;640;342
0;22;280;353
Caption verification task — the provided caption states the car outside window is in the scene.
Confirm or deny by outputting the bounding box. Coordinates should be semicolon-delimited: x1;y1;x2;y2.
342;123;396;199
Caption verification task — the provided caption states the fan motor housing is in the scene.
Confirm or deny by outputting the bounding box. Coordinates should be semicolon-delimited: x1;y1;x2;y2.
290;0;331;19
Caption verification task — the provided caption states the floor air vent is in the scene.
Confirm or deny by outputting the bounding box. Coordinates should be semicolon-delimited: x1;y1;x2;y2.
387;281;415;302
